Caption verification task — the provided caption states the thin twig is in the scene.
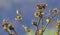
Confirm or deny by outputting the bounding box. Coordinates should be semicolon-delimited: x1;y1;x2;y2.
13;29;18;35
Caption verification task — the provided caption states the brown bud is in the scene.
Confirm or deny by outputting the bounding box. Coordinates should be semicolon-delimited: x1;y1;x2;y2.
23;25;30;32
53;8;59;15
36;4;47;9
16;10;21;16
2;19;8;27
32;20;37;26
15;16;22;21
8;23;14;30
3;26;7;30
46;18;51;24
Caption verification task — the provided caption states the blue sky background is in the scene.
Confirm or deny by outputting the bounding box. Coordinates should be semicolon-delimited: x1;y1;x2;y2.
0;0;60;35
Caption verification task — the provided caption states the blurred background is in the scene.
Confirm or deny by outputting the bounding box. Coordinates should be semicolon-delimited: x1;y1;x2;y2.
0;0;60;35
